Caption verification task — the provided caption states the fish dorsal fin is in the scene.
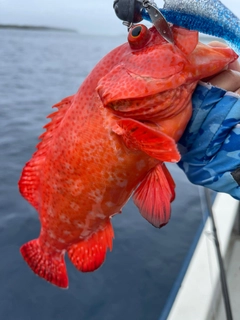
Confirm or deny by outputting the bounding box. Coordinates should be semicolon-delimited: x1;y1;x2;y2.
112;118;180;162
37;95;74;151
173;26;198;56
133;163;175;228
67;220;114;272
18;95;74;209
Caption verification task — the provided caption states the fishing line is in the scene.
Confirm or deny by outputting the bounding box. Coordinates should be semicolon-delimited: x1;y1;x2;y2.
198;186;218;319
204;188;233;320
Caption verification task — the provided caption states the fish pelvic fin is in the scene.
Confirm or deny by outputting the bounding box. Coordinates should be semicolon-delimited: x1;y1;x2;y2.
18;95;74;209
20;239;68;288
133;163;175;228
67;220;114;272
112;118;180;162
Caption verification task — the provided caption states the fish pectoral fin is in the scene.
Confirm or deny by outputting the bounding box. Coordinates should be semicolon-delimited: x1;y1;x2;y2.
133;163;175;228
67;220;114;273
20;239;68;288
113;118;180;162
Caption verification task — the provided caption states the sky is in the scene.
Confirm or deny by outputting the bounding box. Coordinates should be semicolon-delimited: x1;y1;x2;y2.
0;0;240;35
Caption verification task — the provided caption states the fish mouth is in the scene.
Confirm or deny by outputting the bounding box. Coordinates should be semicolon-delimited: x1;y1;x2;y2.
106;82;197;120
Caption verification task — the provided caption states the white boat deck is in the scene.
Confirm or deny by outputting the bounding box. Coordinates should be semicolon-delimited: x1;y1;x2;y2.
214;232;240;320
167;192;240;320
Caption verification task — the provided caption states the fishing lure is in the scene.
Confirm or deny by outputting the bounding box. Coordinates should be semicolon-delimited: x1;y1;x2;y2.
141;0;240;54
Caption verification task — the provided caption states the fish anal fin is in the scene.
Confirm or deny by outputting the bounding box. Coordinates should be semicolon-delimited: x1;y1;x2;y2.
67;220;114;272
18;95;74;209
20;239;68;288
112;118;180;162
133;163;175;228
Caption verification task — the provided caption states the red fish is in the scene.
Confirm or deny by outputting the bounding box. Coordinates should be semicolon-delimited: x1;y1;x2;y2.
19;24;237;288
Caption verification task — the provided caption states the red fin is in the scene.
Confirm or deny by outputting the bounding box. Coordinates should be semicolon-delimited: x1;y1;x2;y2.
18;95;74;209
161;163;176;202
20;239;68;288
18;158;42;210
67;220;114;272
38;95;74;150
133;163;175;228
112;118;180;162
173;26;198;56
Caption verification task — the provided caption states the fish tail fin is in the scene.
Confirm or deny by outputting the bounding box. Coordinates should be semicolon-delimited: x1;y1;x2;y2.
20;239;68;288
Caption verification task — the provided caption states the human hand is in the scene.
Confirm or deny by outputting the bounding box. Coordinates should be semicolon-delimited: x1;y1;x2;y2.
207;41;240;94
177;42;240;199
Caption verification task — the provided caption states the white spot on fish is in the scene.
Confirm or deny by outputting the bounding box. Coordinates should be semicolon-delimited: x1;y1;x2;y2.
70;202;80;211
88;211;96;218
64;163;74;173
52;183;58;191
59;214;71;224
96;213;106;219
58;238;66;243
116;179;128;187
48;230;56;239
73;220;85;229
63;230;71;235
81;229;91;237
105;201;115;208
108;175;115;182
136;159;146;171
48;207;55;217
70;179;84;197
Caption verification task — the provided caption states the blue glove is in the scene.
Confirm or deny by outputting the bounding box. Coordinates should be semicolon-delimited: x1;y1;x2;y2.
178;82;240;199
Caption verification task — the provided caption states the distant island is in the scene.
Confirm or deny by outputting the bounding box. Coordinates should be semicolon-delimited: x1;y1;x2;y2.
0;24;77;33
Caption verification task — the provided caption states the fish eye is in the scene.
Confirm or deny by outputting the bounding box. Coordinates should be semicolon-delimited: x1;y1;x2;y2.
128;24;150;49
131;26;142;37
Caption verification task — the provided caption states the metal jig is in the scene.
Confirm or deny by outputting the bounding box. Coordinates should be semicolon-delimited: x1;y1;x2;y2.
113;0;174;44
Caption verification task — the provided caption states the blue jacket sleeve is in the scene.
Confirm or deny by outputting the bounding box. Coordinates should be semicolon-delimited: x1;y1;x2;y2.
178;81;240;199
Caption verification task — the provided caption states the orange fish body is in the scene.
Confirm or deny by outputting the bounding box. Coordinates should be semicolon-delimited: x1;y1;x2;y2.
19;25;237;288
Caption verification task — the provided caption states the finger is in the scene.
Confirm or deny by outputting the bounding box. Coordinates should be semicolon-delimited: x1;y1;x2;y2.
208;69;240;91
235;88;240;95
229;61;240;72
208;40;227;47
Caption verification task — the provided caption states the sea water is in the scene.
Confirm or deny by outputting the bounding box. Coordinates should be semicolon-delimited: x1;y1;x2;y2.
0;28;204;320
